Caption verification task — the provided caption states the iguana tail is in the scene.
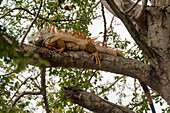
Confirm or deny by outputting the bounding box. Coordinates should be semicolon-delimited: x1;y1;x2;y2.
140;82;156;113
117;52;156;113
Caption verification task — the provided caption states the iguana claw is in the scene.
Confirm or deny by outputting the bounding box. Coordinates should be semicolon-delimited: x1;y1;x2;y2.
90;52;101;67
53;48;65;54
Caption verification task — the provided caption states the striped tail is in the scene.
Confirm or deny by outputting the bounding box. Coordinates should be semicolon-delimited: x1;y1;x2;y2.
140;82;156;113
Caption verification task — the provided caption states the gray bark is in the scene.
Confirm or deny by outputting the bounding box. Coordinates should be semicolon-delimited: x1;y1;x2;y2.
101;0;170;104
63;86;134;113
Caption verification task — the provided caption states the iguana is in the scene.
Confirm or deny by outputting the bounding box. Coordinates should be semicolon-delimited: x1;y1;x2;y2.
27;28;156;113
27;29;123;67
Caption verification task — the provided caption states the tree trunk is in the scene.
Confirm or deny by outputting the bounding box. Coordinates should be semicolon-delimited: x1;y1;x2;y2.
146;6;170;105
101;0;170;104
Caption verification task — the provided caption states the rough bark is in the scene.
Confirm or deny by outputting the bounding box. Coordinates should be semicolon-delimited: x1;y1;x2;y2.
21;44;166;104
22;44;154;83
63;86;134;113
101;0;170;105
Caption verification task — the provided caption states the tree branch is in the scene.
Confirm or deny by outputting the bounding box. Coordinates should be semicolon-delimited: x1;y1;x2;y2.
101;3;107;46
63;86;134;113
98;75;124;95
0;71;14;76
0;7;35;19
1;33;157;91
8;74;40;105
12;91;41;106
125;0;141;14
21;44;157;89
41;0;61;27
9;77;31;105
40;67;50;113
20;0;43;46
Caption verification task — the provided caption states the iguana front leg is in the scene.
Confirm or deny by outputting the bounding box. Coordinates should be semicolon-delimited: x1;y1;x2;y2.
46;37;66;53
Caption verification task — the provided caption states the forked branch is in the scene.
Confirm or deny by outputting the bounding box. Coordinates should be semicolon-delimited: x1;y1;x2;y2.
12;91;41;106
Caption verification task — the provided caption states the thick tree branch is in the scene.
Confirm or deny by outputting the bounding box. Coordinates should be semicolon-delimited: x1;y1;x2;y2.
21;44;157;88
0;33;158;96
63;86;134;113
12;91;41;106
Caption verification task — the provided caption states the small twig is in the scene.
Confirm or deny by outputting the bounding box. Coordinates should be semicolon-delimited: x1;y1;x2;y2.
98;75;124;95
80;70;97;113
94;1;101;8
87;70;97;84
101;3;107;46
8;77;31;104
134;79;137;94
125;0;141;14
41;7;56;28
76;70;97;87
109;16;116;36
0;7;35;19
75;69;85;87
132;101;144;110
12;91;41;106
131;93;159;110
41;0;61;27
8;74;40;105
109;16;114;28
20;0;43;46
52;15;101;22
0;71;14;76
31;78;41;90
1;35;13;44
30;74;41;90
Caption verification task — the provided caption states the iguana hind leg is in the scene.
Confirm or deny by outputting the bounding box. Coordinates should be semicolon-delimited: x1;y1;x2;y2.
90;52;101;67
48;37;66;53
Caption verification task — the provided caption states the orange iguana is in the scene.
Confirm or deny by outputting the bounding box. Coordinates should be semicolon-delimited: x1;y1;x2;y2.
27;28;156;113
28;29;123;67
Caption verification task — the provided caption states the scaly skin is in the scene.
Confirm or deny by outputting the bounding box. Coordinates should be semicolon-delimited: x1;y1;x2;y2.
28;30;121;66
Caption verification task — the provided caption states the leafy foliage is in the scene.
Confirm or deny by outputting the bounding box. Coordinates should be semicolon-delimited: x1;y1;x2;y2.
0;0;168;113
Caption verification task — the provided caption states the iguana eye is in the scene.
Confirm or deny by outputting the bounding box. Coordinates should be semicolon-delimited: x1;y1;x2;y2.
35;37;40;41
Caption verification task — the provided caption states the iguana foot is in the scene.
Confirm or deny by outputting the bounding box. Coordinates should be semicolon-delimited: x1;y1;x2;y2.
90;52;101;67
53;48;65;53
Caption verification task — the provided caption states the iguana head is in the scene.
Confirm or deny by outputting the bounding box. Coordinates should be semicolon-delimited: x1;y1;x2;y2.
27;30;50;46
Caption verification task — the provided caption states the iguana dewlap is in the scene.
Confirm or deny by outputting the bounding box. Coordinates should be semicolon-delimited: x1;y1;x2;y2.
28;30;121;67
